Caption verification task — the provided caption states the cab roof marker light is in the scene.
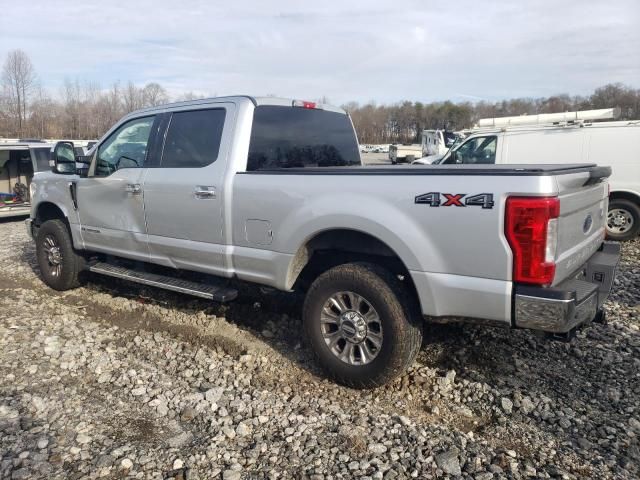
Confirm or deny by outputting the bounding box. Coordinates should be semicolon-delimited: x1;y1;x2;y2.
292;100;321;110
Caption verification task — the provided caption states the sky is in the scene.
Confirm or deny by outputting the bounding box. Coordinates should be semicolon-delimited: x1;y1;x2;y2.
0;0;638;105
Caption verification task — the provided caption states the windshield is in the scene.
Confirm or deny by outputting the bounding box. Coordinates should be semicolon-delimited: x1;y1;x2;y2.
31;147;52;172
440;136;497;165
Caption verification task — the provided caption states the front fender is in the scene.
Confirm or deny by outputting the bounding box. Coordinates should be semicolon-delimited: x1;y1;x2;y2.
31;173;83;248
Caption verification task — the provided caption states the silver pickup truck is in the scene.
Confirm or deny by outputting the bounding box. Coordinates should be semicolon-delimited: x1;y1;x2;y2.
26;96;620;388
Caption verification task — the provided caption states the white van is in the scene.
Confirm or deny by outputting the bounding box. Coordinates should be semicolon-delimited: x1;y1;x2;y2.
0;142;54;218
433;116;640;241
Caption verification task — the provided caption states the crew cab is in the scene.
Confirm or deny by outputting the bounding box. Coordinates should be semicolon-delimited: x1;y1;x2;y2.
26;96;620;387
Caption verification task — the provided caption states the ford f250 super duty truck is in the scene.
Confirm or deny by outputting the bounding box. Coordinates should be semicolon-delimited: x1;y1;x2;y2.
26;96;620;388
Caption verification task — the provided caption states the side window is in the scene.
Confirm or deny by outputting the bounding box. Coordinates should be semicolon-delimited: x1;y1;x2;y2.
161;109;226;168
95;116;155;177
443;136;497;165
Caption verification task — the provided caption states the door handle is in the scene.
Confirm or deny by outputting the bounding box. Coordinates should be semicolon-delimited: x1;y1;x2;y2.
125;183;142;194
195;186;216;199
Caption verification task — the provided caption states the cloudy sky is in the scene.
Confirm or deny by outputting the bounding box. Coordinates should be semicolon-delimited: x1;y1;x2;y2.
1;0;638;104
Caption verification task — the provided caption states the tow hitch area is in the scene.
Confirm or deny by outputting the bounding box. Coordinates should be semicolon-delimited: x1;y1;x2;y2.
515;243;621;335
545;307;607;342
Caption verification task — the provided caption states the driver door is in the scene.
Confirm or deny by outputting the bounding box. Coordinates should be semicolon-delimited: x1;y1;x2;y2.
75;115;159;261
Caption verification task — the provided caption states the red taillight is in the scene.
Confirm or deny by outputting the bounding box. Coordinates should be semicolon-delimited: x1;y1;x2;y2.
292;100;317;109
505;196;560;286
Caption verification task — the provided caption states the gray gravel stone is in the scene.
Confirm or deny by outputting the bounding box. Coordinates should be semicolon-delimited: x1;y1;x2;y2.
222;470;241;480
501;397;513;414
435;449;461;476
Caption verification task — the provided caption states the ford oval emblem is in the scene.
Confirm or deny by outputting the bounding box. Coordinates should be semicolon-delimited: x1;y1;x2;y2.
583;214;593;234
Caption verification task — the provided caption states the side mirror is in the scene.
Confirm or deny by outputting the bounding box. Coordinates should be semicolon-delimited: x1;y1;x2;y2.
51;141;77;174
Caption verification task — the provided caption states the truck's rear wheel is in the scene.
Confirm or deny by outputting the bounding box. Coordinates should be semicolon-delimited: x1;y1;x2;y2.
303;263;422;388
36;219;85;291
606;199;640;241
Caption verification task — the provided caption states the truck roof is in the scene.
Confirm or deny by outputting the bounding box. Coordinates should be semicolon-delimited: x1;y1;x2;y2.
131;95;347;116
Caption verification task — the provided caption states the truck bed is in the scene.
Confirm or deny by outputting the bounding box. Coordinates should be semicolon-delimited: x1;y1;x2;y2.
240;163;609;177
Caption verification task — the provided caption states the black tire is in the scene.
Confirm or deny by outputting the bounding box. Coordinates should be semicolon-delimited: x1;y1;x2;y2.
36;219;85;291
303;262;423;388
405;155;415;163
606;199;640;241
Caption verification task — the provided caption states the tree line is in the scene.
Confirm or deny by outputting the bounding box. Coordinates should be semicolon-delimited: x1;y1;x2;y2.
2;49;639;143
345;83;640;144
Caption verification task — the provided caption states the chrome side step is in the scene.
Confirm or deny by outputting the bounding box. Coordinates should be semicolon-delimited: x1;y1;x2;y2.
88;262;238;302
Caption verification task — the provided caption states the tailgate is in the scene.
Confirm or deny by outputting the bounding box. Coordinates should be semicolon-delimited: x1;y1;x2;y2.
553;170;609;285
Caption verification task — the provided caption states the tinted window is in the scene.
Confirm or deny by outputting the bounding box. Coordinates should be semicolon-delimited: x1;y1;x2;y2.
31;147;51;171
161;109;226;168
442;136;497;165
247;106;360;171
96;116;155;176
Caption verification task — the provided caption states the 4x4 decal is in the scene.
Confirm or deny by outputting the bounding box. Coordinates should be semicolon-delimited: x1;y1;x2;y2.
415;192;494;209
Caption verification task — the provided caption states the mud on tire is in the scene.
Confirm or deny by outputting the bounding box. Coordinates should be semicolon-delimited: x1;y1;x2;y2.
303;262;423;388
36;219;85;291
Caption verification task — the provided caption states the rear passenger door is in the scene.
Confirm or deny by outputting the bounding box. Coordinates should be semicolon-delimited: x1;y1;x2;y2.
143;103;235;277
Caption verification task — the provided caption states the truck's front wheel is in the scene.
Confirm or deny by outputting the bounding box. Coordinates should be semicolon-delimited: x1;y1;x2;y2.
303;263;422;388
36;219;85;291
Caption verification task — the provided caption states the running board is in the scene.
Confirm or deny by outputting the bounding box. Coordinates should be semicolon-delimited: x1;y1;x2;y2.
88;262;238;302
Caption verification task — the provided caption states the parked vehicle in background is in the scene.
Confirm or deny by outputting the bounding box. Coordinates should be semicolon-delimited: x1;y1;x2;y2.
0;142;53;218
389;143;422;163
27;96;620;387
421;129;462;157
433;109;640;241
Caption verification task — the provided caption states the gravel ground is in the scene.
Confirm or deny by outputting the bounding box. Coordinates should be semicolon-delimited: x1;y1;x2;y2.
0;217;638;480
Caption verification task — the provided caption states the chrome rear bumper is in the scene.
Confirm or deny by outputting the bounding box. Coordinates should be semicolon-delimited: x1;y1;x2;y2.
514;242;620;333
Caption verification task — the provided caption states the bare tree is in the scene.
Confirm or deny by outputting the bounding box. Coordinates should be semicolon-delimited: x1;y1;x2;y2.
142;82;169;107
122;82;143;113
62;78;82;138
2;49;37;136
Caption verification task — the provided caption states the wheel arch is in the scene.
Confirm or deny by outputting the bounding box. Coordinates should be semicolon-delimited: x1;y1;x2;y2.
286;227;424;311
34;201;69;226
609;189;640;205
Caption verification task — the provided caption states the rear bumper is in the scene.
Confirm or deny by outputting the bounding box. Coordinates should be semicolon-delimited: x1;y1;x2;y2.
514;242;620;333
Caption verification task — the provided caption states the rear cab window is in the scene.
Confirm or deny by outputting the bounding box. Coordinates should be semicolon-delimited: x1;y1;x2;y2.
247;105;360;171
